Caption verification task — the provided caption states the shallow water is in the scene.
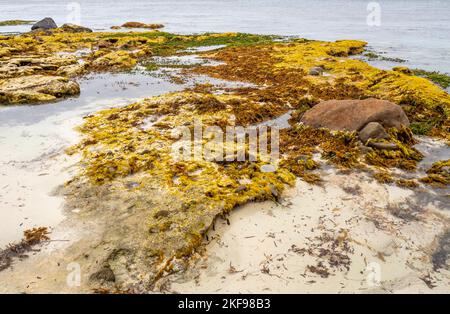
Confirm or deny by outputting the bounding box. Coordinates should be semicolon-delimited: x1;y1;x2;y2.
1;0;450;72
0;71;184;247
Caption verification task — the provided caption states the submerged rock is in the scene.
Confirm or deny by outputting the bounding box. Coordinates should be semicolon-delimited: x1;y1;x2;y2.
31;18;57;31
60;23;93;33
301;98;410;131
0;75;80;105
358;122;389;144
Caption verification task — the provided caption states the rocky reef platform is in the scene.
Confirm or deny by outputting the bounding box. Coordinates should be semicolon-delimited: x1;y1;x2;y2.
0;23;448;293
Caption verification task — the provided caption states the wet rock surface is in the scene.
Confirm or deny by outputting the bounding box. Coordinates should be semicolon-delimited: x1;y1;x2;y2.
31;18;57;31
0;75;80;104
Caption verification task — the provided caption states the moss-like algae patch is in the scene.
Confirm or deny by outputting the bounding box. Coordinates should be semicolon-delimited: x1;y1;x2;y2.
66;92;295;262
412;69;450;89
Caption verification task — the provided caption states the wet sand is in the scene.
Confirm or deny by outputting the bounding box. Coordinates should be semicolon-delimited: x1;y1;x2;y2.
168;165;449;293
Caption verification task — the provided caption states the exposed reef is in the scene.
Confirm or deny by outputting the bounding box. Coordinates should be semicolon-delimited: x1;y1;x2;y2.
2;28;448;291
0;30;274;105
0;74;80;104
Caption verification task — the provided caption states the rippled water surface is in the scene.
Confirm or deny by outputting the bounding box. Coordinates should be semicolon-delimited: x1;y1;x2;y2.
1;0;450;72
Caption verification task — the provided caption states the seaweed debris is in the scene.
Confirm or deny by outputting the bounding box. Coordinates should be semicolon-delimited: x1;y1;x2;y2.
0;227;50;272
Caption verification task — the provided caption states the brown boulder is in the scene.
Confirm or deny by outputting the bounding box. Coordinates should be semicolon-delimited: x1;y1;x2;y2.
300;98;409;131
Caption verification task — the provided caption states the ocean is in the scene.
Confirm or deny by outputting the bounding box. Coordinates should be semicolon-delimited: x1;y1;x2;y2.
1;0;450;72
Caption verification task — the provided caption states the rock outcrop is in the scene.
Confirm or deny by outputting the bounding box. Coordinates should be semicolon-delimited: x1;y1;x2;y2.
0;55;79;79
60;23;93;33
0;75;80;104
121;22;164;29
300;98;410;132
31;18;57;31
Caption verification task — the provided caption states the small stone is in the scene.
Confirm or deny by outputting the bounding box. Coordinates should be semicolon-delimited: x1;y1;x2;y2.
358;122;389;144
269;184;279;199
90;267;115;283
309;66;324;76
125;181;139;189
154;210;170;219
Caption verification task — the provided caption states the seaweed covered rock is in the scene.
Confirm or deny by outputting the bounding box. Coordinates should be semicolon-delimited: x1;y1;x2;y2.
60;23;93;33
0;75;80;104
121;22;164;29
300;98;410;131
0;55;79;79
31;18;57;31
91;51;138;69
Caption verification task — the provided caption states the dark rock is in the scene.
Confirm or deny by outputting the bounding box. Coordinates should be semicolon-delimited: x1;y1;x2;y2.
301;98;410;131
154;210;170;219
90;267;115;283
31;18;57;31
358;122;389;144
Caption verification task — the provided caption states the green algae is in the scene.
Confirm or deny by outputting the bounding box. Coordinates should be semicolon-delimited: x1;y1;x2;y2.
412;69;450;89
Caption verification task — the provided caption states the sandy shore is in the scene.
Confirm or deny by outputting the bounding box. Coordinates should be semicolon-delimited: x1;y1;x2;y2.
3;142;448;293
167;167;449;293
